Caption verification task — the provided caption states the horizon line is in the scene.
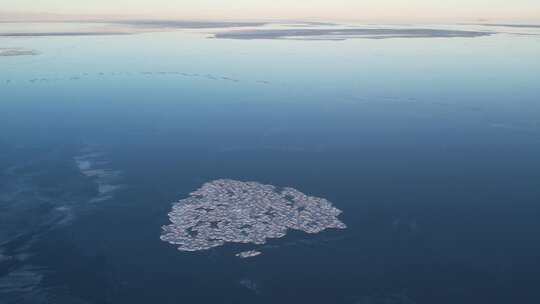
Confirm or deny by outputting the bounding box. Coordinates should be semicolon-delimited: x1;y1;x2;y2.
1;10;539;25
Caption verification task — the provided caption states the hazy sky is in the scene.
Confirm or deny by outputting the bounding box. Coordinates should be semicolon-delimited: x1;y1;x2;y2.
1;0;539;22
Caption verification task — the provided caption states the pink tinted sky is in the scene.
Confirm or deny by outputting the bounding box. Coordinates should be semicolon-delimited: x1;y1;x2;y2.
1;0;539;22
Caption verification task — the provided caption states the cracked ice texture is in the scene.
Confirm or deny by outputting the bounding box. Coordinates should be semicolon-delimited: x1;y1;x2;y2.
161;179;346;252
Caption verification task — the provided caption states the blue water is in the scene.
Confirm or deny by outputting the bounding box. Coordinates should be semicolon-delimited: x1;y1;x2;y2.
1;24;540;303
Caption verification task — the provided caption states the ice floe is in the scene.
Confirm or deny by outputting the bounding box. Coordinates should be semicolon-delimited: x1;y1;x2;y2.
161;179;346;257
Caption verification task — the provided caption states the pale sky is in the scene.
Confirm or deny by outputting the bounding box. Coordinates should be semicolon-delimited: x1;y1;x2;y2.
1;0;539;22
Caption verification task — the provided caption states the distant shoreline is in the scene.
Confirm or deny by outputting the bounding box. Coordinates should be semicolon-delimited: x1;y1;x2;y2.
0;32;131;37
213;28;495;41
0;48;38;56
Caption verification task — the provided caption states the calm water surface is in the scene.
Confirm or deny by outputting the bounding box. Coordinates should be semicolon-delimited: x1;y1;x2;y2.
1;23;540;303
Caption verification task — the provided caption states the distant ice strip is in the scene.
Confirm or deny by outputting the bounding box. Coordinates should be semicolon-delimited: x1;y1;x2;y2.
0;20;267;38
213;28;495;40
161;179;346;256
0;48;37;56
0;32;131;37
476;24;540;28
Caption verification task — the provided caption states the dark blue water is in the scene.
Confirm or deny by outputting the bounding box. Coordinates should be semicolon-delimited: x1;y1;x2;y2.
1;25;540;303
